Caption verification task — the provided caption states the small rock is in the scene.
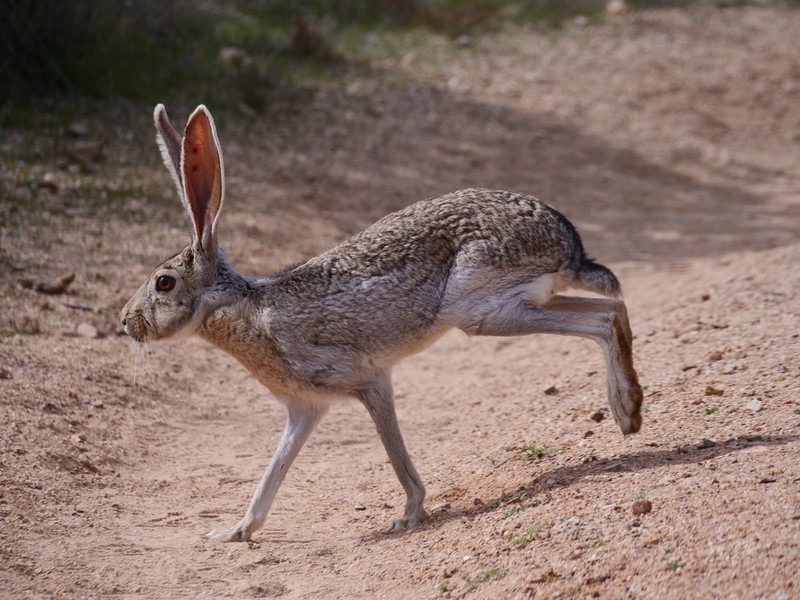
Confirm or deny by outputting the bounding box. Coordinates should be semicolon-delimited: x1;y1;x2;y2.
78;454;99;474
589;410;605;423
354;504;366;511
583;430;595;438
68;141;105;173
722;362;739;374
705;385;724;396
0;368;11;380
33;272;75;295
455;35;474;48
631;500;652;516
709;350;724;362
71;434;85;446
76;323;98;338
644;535;662;547
38;172;60;193
433;502;451;513
697;438;716;449
606;0;628;16
67;122;90;137
544;385;559;396
746;399;763;412
572;14;590;27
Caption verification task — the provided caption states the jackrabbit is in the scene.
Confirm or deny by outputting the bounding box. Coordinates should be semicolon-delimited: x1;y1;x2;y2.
121;105;643;542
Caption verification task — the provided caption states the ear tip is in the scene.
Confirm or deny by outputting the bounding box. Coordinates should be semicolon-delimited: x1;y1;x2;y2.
154;104;169;128
189;104;214;123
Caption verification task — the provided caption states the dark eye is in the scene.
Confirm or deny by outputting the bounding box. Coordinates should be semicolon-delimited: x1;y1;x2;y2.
155;275;176;292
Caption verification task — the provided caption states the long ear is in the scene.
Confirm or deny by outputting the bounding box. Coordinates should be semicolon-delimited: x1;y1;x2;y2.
153;104;183;196
181;105;225;255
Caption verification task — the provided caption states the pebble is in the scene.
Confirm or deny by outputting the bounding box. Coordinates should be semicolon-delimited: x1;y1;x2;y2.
705;385;724;396
38;172;59;192
34;272;75;294
589;410;605;423
544;385;559;396
606;0;628;16
0;368;11;380
67;122;90;137
76;323;98;338
632;500;653;516
746;399;763;412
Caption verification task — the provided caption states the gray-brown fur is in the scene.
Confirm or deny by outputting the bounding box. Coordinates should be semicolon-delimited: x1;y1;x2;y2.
121;105;642;543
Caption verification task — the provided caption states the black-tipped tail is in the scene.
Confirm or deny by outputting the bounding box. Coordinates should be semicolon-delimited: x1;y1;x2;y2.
575;258;622;298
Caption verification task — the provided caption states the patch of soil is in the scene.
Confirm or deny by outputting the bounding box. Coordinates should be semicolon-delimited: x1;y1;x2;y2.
1;7;799;599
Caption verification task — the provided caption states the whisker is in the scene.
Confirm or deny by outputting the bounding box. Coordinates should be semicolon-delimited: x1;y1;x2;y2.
129;339;150;400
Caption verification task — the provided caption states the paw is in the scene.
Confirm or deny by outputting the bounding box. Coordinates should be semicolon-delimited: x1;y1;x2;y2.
617;383;644;436
387;508;428;532
206;523;252;543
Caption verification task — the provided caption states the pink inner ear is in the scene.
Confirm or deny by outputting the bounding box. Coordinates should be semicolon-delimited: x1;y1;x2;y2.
183;112;221;243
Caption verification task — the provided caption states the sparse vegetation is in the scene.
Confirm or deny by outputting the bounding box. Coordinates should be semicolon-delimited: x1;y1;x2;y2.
437;580;454;592
462;567;505;591
4;0;791;117
668;560;684;572
504;499;541;518
509;524;543;547
705;406;718;415
519;444;554;460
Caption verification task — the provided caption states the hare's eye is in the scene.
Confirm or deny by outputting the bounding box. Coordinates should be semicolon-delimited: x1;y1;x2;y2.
155;275;176;292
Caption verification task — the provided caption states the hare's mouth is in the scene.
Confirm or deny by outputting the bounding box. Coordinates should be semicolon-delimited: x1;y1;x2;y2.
123;313;153;343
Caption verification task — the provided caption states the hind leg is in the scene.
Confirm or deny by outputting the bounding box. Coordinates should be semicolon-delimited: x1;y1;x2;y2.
544;296;634;348
460;294;642;435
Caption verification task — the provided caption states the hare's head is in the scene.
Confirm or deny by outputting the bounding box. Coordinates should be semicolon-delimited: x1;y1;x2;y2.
121;105;226;343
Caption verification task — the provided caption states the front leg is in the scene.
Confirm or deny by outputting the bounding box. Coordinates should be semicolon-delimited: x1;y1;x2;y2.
207;403;325;542
358;374;428;531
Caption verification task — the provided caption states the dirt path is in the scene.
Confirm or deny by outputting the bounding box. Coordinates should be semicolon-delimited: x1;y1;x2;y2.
1;7;799;599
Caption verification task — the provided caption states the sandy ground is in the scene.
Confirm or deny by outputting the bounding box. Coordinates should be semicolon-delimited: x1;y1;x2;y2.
1;6;799;599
